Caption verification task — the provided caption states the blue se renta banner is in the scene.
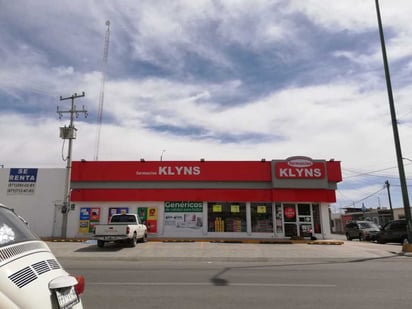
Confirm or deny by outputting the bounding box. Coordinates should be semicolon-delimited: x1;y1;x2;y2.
7;168;38;195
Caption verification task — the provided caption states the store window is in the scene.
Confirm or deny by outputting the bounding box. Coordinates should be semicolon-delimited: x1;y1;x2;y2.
312;204;321;234
275;203;283;234
208;202;246;232
251;203;273;232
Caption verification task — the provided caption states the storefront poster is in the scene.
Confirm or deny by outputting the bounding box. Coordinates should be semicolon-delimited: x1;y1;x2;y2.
137;207;158;234
213;204;222;212
80;208;90;221
164;202;203;235
231;205;240;213
108;207;129;222
79;207;101;233
79;208;90;233
90;208;100;221
284;206;296;219
138;208;147;220
257;206;266;214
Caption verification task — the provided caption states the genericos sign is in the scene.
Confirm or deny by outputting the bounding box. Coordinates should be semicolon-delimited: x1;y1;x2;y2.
275;156;325;179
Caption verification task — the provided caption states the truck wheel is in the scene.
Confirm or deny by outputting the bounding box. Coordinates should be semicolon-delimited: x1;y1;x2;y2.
139;232;148;243
97;240;105;248
130;234;137;247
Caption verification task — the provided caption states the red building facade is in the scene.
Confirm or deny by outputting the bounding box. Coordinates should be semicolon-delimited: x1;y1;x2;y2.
70;157;342;239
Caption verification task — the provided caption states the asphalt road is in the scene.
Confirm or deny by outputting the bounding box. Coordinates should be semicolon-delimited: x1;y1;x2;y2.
49;240;412;309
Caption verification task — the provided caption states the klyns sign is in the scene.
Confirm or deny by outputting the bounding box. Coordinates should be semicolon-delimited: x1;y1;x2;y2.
136;166;201;177
275;157;325;179
159;166;200;176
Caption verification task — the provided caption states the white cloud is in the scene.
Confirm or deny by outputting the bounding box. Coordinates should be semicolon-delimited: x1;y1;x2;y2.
1;0;412;209
290;0;379;33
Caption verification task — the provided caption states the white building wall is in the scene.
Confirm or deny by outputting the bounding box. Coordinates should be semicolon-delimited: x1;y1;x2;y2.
320;203;332;239
0;168;66;238
393;208;406;220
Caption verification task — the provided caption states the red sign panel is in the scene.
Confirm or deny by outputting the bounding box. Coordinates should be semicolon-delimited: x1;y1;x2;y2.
71;188;337;203
71;161;272;182
275;157;325;179
284;206;296;219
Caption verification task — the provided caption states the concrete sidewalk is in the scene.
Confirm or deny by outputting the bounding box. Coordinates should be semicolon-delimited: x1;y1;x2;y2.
47;238;410;262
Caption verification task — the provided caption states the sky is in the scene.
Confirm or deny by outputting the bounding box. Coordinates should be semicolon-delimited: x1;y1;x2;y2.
1;0;412;213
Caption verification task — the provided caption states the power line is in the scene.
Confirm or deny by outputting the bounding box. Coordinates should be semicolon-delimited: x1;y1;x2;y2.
343;166;397;179
342;162;412;179
340;186;386;208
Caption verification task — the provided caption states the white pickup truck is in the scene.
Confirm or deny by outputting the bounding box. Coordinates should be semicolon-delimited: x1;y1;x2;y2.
92;213;147;248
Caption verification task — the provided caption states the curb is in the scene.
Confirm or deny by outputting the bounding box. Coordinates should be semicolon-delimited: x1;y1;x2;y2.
308;240;344;245
43;238;87;243
43;238;345;245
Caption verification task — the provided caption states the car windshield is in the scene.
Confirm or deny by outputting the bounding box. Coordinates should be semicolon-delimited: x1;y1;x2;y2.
0;206;39;247
359;222;378;229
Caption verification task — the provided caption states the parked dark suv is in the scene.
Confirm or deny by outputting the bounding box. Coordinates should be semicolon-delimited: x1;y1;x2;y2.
376;219;407;244
345;220;380;241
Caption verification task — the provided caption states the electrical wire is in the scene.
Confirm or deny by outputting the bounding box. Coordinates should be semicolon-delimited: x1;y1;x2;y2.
340;186;386;208
61;139;67;162
337;163;412;209
343;166;400;179
342;162;412;182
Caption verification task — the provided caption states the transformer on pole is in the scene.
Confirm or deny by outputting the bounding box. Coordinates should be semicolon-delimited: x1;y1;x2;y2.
57;92;87;239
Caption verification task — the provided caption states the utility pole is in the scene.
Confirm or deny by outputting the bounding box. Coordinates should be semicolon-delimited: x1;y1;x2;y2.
385;180;394;220
375;0;412;242
57;92;87;239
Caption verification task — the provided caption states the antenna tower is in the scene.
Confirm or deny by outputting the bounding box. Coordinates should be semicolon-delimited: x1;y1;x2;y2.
94;20;111;161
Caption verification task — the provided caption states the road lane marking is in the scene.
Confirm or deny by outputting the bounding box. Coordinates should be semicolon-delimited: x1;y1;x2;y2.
88;282;336;288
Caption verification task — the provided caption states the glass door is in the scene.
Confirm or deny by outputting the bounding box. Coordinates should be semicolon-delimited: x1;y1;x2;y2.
283;204;298;237
298;204;313;238
282;203;314;238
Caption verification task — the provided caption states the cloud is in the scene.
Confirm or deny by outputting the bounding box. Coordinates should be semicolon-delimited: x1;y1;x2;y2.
1;0;412;210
